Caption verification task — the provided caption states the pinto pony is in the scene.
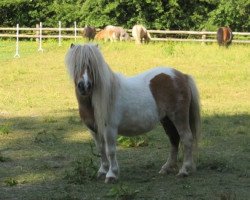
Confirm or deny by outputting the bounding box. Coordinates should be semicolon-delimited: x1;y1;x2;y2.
217;27;233;47
65;43;201;183
132;25;151;44
82;25;96;41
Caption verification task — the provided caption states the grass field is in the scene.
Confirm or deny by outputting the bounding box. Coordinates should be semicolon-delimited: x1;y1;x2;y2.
0;39;249;200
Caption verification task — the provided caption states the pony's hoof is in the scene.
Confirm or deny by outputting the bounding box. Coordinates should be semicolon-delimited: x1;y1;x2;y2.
177;171;189;178
159;168;175;175
105;176;118;184
159;168;167;174
159;164;178;174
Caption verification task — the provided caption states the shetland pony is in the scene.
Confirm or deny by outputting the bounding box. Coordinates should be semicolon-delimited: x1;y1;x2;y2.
82;25;96;41
106;25;130;41
65;43;201;183
132;25;151;44
217;27;233;47
94;29;107;41
94;26;130;42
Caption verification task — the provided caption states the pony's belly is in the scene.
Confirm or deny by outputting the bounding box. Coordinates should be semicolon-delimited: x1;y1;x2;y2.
118;123;156;136
117;113;159;136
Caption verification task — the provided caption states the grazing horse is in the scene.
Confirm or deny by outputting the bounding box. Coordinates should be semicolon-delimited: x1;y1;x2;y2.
94;29;107;41
82;25;96;41
132;24;151;44
217;27;233;47
107;26;130;41
65;43;201;183
95;26;130;42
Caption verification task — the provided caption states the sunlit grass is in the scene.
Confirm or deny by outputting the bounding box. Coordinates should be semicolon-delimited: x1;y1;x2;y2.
0;40;249;199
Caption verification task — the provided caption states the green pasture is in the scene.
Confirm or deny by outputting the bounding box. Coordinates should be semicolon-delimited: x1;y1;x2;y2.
0;40;249;199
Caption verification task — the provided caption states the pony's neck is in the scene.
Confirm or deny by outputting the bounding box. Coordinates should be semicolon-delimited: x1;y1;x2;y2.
76;89;96;132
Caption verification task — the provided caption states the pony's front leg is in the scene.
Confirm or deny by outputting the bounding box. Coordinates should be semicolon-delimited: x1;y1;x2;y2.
90;131;109;179
103;126;119;183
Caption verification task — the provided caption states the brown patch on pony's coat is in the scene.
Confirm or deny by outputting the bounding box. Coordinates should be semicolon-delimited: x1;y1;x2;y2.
149;71;190;120
149;71;191;144
75;89;96;132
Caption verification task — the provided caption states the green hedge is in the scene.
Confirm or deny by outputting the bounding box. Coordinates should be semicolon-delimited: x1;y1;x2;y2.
0;0;249;31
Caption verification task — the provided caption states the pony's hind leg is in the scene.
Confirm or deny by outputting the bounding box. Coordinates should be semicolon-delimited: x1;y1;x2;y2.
159;116;179;174
173;120;196;177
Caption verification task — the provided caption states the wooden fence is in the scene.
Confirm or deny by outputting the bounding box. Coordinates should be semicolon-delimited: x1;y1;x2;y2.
1;23;250;43
1;22;249;58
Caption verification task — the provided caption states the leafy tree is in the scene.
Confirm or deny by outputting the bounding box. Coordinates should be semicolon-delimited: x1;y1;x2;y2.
0;0;249;31
206;0;250;31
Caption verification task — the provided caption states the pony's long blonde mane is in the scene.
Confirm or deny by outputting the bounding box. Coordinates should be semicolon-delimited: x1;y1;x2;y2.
66;44;118;134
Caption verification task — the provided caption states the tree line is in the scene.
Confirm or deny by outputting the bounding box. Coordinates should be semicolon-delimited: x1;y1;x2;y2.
0;0;249;32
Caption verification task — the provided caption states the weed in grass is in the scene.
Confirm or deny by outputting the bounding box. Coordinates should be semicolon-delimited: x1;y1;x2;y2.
68;116;81;125
219;192;237;200
0;124;10;134
198;155;234;172
0;152;11;162
106;184;139;200
117;136;148;148
64;156;98;184
4;178;18;186
34;129;57;144
162;42;176;56
43;116;58;123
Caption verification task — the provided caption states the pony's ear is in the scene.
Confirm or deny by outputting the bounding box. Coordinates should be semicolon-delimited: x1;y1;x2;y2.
70;43;75;48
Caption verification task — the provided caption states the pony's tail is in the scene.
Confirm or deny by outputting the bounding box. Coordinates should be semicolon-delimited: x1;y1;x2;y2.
188;76;201;152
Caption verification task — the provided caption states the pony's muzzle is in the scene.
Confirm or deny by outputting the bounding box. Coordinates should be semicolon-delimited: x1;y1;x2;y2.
77;81;92;95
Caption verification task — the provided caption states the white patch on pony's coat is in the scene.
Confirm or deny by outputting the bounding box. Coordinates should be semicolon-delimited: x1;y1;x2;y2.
114;67;176;136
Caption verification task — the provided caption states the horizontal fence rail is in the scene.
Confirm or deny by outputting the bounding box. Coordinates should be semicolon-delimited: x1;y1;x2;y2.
0;24;250;43
1;22;250;58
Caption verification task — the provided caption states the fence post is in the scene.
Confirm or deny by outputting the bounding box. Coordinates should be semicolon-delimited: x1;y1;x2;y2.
74;21;77;42
58;21;62;46
14;24;20;58
35;24;39;42
38;22;43;52
201;30;206;45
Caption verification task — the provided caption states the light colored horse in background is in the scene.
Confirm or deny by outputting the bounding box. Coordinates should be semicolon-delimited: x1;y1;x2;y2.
105;25;130;41
132;24;151;44
66;43;201;183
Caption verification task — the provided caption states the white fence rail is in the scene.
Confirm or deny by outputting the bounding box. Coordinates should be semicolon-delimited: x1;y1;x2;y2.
1;22;250;58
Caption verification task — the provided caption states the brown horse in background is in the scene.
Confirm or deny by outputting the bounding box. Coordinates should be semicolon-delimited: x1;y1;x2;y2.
95;29;107;41
217;27;233;47
95;26;130;42
82;25;96;41
132;25;151;44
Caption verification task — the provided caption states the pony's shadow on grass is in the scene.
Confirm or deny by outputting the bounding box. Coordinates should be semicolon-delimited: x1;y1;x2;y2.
0;112;249;199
